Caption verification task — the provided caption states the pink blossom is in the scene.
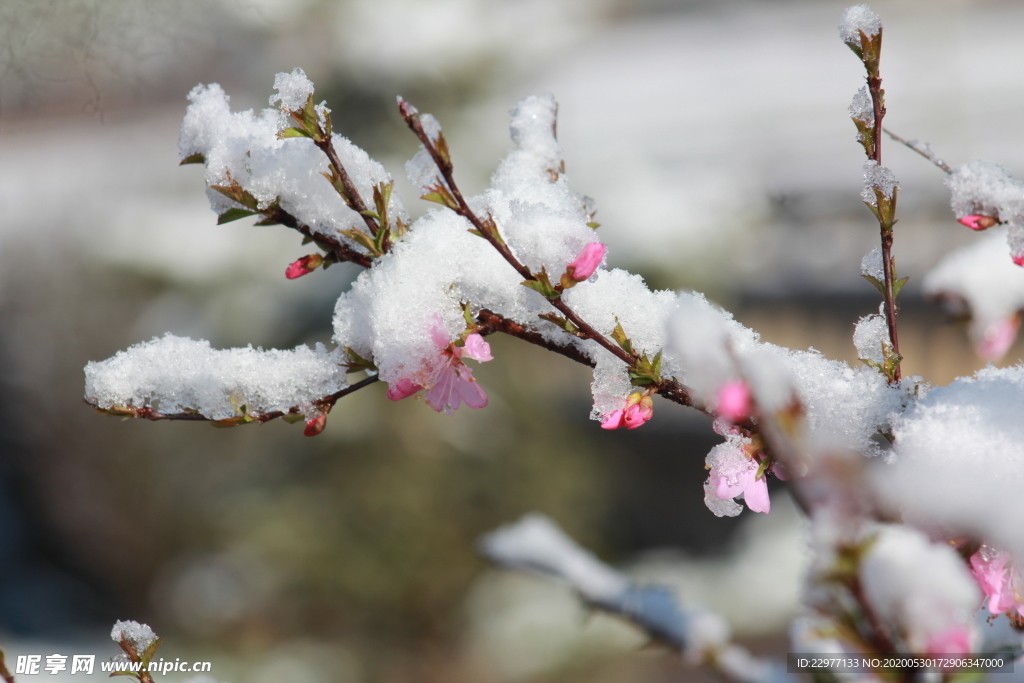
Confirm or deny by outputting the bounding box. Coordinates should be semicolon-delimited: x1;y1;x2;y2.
600;393;653;430
386;378;423;401
976;316;1019;361
925;626;973;657
285;254;324;279
425;323;491;415
716;380;751;423
566;243;607;281
708;447;776;514
1014;254;1024;268
969;546;1024;617
957;214;997;231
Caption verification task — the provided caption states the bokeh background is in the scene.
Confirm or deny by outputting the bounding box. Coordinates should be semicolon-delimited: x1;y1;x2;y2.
2;0;1023;681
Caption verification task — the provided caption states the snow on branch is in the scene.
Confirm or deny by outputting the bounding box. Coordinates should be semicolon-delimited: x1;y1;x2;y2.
480;514;793;683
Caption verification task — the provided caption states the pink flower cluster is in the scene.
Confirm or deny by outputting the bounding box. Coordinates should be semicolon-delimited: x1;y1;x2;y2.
386;323;493;416
969;545;1024;620
600;392;653;430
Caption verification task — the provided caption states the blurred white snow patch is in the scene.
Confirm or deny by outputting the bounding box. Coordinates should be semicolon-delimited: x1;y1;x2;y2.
924;227;1024;349
860;247;883;281
332;0;613;84
860;525;979;653
884;364;1024;558
853;304;888;363
462;570;644;682
627;492;806;637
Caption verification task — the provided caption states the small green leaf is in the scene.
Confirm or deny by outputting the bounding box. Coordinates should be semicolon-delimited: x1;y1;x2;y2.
861;273;886;297
892;276;910;298
586;221;601;229
610;320;635;356
278;127;312;139
539;312;582;336
217;208;257;224
282;413;305;424
179;152;205;165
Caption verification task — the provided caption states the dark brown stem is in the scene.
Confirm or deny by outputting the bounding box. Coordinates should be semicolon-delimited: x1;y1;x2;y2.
87;375;380;424
867;72;902;383
476;309;595;368
883;129;951;174
314;137;390;251
0;649;15;683
400;105;658;374
270;205;373;268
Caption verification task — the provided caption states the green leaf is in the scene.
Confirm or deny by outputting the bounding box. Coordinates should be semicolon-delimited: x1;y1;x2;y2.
610;320;635;356
892;276;909;298
586;221;601;229
861;273;886;297
140;637;163;667
217;208;257;224
755;457;771;481
282;413;305;424
522;280;559;300
539;312;582;336
179;152;205;165
278;127;312;139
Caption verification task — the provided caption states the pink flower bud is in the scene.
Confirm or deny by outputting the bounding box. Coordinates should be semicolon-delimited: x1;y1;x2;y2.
304;411;327;437
285;254;324;279
958;214;997;231
386;378;423;401
566;243;607;282
976;316;1020;361
1014;255;1024;268
716;380;751;423
601;393;653;430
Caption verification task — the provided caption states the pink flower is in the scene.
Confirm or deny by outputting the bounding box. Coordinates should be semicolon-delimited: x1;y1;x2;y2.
708;446;777;514
716;380;751;423
925;626;973;657
566;243;607;282
969;546;1024;618
386;378;423;401
600;393;653;430
976;316;1020;361
285;254;324;279
958;214;997;231
1014;254;1024;268
385;327;493;415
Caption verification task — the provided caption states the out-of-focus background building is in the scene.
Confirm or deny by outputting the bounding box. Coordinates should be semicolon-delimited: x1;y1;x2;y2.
1;0;1022;681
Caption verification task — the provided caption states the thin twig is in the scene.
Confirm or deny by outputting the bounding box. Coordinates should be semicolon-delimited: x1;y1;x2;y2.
270;205;373;268
314;137;387;249
866;61;902;383
398;102;675;376
883;129;951;174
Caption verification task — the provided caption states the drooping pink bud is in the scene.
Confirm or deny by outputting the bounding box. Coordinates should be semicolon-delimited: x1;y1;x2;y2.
716;380;752;423
623;396;654;429
1013;254;1024;268
386;378;423;401
304;411;327;436
285;254;324;279
958;214;998;231
976;316;1020;361
600;409;625;430
566;243;607;282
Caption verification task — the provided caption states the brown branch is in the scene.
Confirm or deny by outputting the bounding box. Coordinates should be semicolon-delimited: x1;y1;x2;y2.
399;102;658;374
314;137;385;245
0;649;14;683
866;57;902;383
86;375;380;425
476;308;595;368
883;129;951;174
269;205;373;268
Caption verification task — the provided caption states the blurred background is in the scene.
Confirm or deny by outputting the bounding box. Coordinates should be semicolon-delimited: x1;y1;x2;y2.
1;0;1023;681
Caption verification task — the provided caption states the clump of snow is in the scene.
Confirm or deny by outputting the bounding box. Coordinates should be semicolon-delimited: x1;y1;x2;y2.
179;75;406;250
861;160;898;206
882;365;1024;559
269;67;315;113
853;304;888;363
860;246;884;281
480;514;628;602
947;160;1024;226
848;86;874;125
839;5;881;45
664;296;906;454
924;227;1024;353
111;620;159;651
85;334;347;421
860;525;979;653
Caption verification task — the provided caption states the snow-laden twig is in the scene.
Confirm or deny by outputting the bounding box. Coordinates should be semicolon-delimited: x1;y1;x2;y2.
480;514;794;683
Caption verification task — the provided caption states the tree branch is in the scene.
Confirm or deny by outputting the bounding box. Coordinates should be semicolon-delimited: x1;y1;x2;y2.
269;204;373;268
